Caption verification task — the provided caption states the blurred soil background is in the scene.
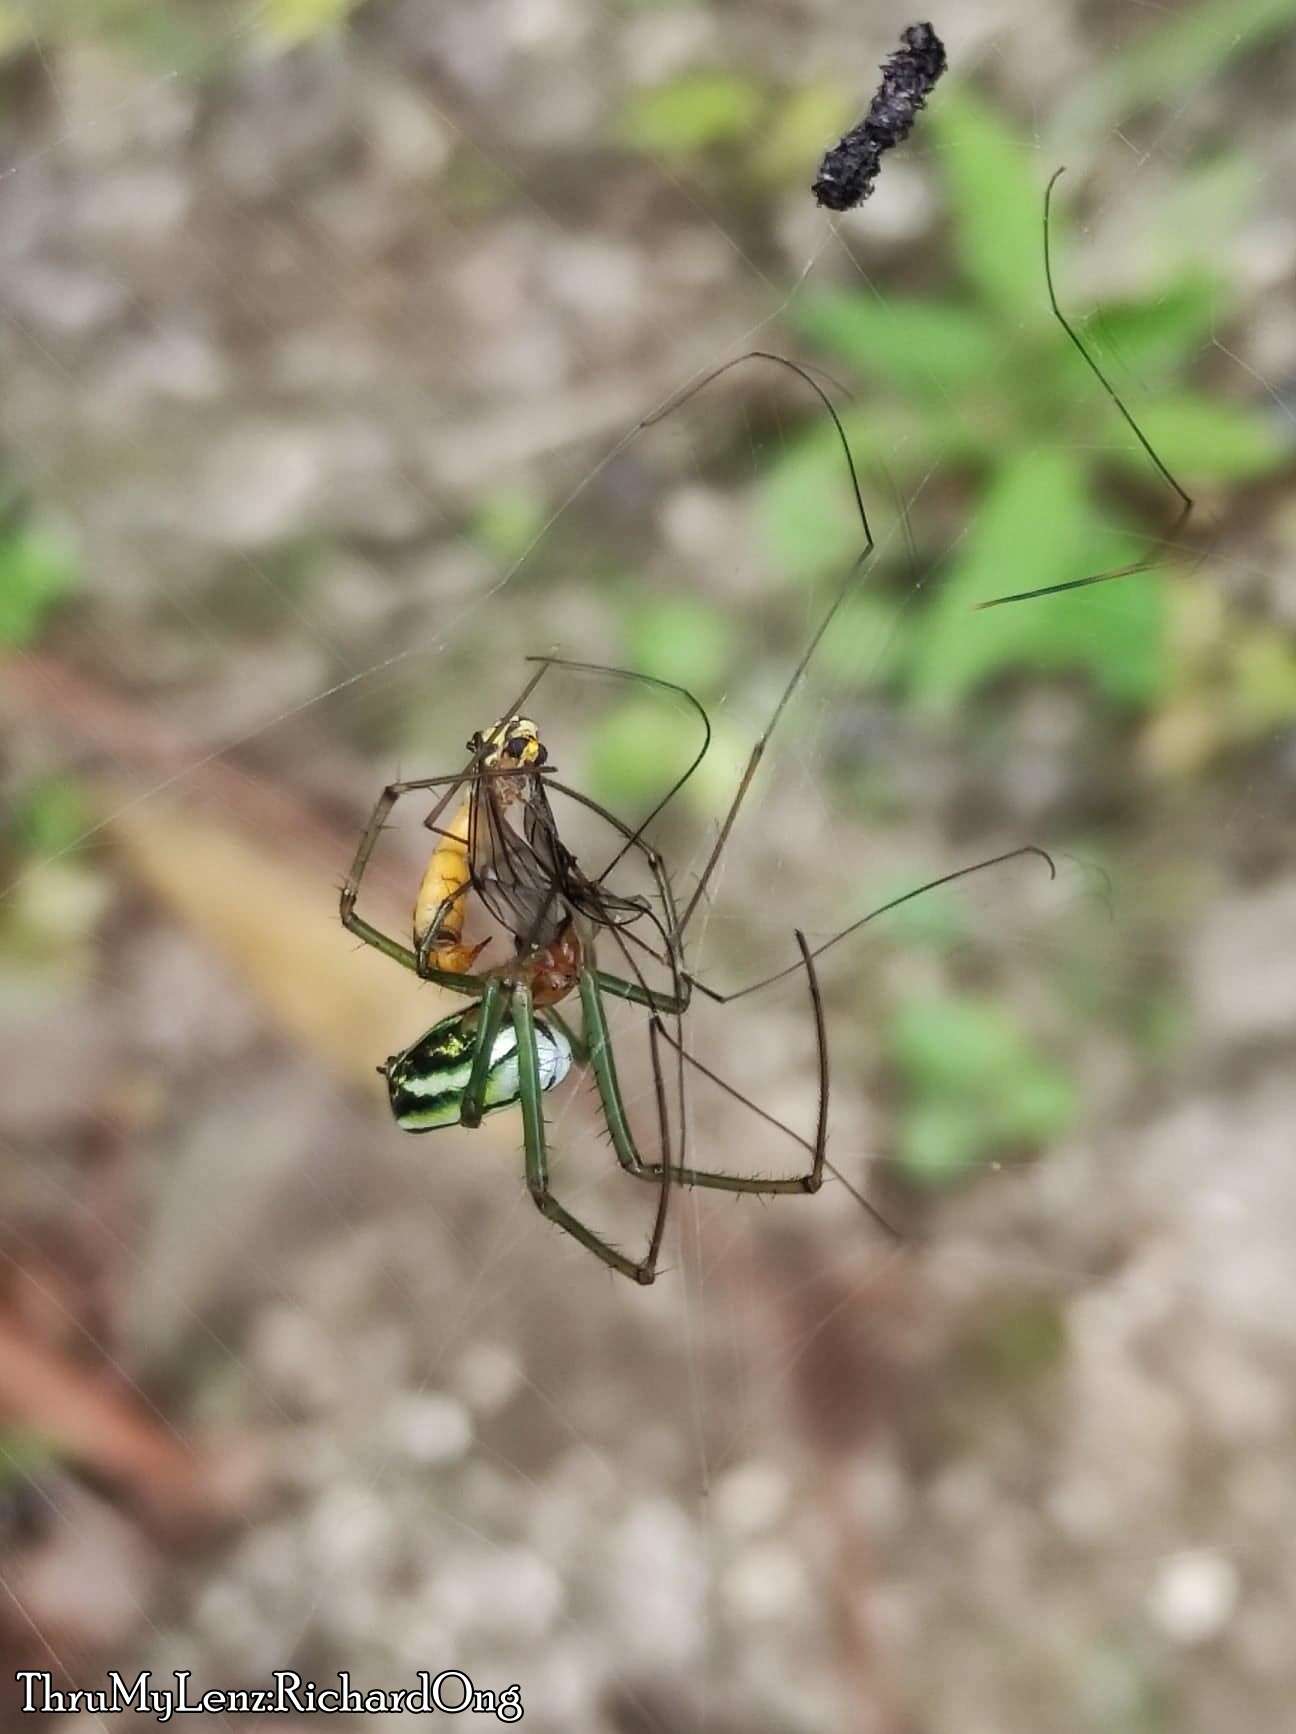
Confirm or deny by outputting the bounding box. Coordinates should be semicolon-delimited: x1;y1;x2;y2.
2;1;1296;1731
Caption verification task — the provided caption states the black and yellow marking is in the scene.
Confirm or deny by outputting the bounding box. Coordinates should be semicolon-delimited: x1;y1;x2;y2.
384;1003;571;1132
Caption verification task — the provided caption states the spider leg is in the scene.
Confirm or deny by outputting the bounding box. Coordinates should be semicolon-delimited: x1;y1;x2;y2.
545;1005;588;1064
592;970;689;1015
532;778;693;1020
651;1014;900;1240
344;905;488;997
578;939;828;1198
415;877;482;975
977;168;1193;609
673;534;874;946
683;845;1056;1005
586;851;691;1204
460;977;511;1129
418;660;554;840
342;901;488;998
530;354;875;929
663;366;874;945
340;774;471;976
528;659;711;886
543;778;683;947
513;983;664;1285
342;909;424;977
341;772;514;993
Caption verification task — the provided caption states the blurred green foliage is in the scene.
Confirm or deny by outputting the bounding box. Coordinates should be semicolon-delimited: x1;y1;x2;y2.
622;594;735;691
582;593;762;821
1;0;208;66
0;776;105;976
471;487;549;566
889;991;1078;1186
0;1427;62;1493
1233;627;1296;733
0;513;81;648
1075;1640;1169;1734
8;776;91;858
748;83;856;190
617;72;765;160
966;1297;1068;1384
585;689;744;820
0;0;375;68
259;0;364;45
586;694;699;812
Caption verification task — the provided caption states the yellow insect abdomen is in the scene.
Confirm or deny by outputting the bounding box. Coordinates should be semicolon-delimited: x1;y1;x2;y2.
412;796;484;974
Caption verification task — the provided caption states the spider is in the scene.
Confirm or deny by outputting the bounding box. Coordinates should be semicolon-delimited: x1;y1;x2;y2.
339;355;1053;1282
338;667;835;1285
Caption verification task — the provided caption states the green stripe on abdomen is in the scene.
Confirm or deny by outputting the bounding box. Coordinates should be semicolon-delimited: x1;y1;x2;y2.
383;1006;569;1134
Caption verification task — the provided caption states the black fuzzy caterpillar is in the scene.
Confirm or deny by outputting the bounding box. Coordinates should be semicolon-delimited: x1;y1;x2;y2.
812;22;947;213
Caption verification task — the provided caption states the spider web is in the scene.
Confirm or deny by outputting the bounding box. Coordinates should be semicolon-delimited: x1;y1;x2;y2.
3;4;1296;1733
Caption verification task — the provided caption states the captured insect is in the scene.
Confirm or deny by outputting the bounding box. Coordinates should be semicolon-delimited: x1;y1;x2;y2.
340;354;1053;1283
812;21;947;213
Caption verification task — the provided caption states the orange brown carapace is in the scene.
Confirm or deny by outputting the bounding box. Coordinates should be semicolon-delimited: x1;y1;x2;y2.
504;919;583;1007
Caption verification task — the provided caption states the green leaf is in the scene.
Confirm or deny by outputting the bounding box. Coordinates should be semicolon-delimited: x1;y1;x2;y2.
1106;392;1291;483
0;522;81;648
617;73;764;160
905;448;1169;711
623;594;736;692
928;87;1048;325
790;291;1002;397
1085;274;1221;379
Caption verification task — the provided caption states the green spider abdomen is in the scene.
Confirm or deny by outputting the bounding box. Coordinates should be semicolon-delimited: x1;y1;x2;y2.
383;1006;572;1132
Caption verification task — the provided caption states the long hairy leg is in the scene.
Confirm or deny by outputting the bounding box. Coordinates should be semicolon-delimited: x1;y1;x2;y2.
578;937;839;1201
684;845;1057;1006
978;167;1193;608
514;983;664;1285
